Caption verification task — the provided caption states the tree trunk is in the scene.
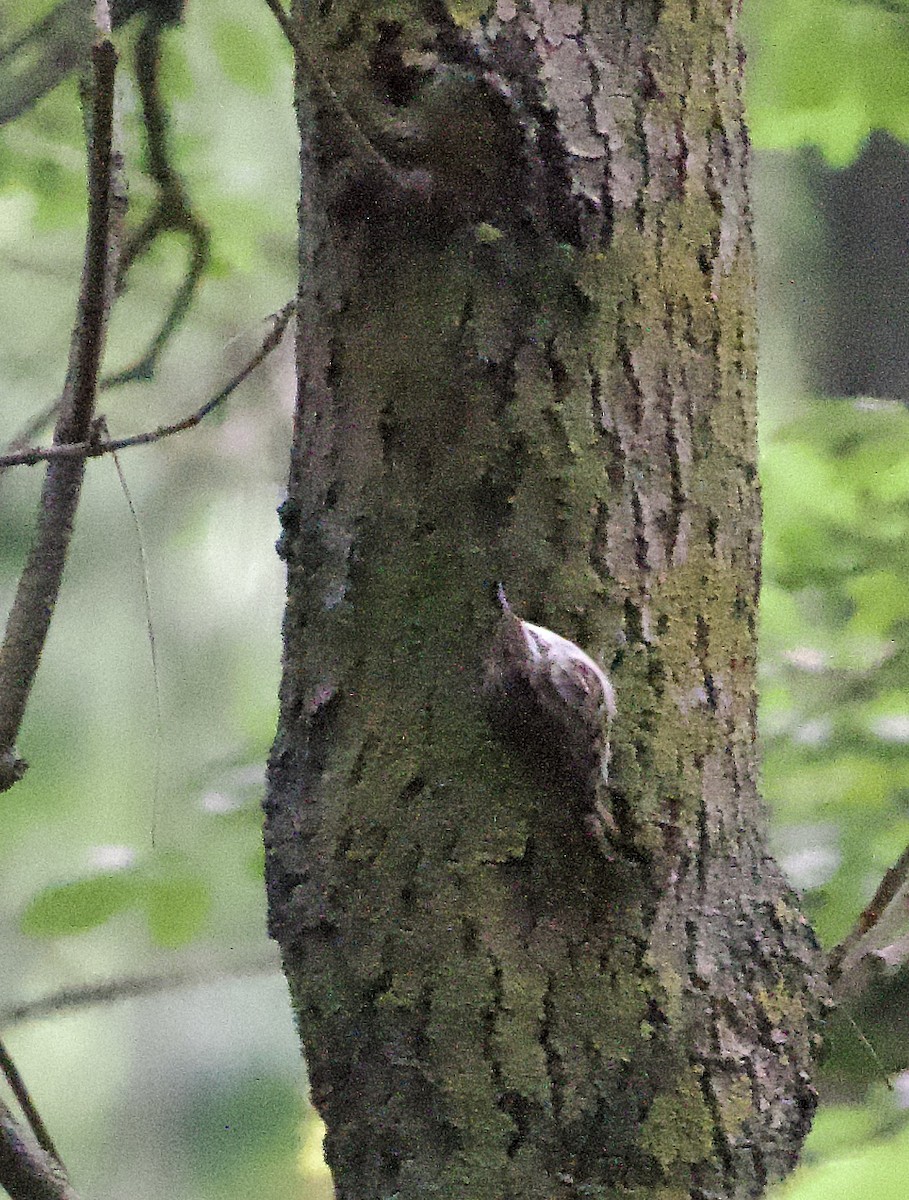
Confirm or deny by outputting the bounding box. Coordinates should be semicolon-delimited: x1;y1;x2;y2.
264;2;828;1197
812;132;909;402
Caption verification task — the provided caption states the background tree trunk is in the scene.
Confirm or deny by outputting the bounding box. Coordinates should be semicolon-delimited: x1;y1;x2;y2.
812;132;909;402
264;2;828;1197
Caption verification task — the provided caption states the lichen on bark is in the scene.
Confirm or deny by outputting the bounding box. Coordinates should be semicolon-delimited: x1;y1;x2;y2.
264;2;828;1197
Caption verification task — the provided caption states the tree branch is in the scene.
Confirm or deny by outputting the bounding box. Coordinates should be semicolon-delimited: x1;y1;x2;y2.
0;1040;63;1165
0;6;204;481
828;840;909;990
0;950;280;1029
0;400;64;476
0;14;123;791
0;300;295;470
103;14;210;387
0;1100;81;1200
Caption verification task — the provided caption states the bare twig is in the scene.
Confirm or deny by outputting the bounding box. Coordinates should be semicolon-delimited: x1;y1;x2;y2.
104;15;210;386
0;1099;81;1200
0;300;295;470
0;1;71;60
0;0;93;127
0;400;64;474
0;1040;63;1165
828;841;909;987
0;17;123;791
0;7;205;450
1;950;280;1029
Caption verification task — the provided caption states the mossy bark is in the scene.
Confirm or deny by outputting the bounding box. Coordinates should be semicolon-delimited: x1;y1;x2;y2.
264;2;827;1197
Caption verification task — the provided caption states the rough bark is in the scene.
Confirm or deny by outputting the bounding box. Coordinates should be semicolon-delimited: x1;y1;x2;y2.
264;2;828;1198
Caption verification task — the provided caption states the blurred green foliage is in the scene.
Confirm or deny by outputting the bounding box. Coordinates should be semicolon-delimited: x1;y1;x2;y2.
0;1;314;1197
773;1096;909;1199
746;0;909;163
1;0;909;1198
761;401;909;1195
762;402;909;956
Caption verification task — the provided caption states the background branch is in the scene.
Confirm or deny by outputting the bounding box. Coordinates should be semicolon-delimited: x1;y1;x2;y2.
0;25;122;791
103;14;210;386
0;1041;62;1165
0;300;294;470
1;950;280;1029
0;1100;81;1200
828;841;909;990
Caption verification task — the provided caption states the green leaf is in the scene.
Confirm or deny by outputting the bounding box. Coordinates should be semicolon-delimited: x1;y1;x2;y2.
142;872;212;948
211;20;275;95
847;570;909;636
22;873;140;936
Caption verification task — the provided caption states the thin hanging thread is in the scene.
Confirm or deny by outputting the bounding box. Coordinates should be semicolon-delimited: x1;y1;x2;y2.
106;430;162;848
